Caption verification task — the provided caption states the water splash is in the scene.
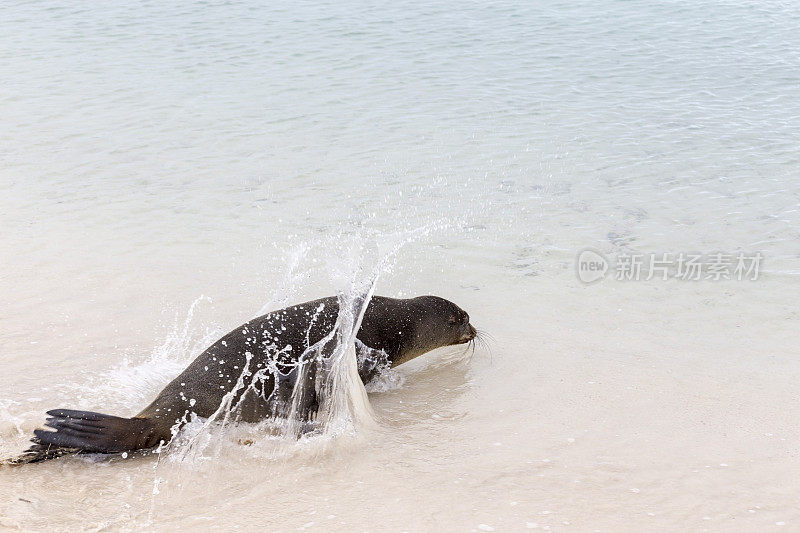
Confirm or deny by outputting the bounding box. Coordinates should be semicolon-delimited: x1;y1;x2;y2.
0;399;26;457
286;223;445;439
161;223;445;463
78;296;223;412
284;268;381;439
252;242;313;318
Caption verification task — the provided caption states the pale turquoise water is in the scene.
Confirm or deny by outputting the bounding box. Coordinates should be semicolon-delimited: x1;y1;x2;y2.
3;0;799;269
1;1;800;530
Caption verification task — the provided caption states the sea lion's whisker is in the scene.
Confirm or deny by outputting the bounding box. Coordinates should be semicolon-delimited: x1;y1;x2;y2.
471;329;494;362
475;328;496;344
455;341;473;364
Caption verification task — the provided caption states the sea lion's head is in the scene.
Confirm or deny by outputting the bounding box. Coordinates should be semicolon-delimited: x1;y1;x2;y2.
392;295;476;364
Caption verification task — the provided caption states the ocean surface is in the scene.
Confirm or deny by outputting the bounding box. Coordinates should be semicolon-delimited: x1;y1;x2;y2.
1;0;799;530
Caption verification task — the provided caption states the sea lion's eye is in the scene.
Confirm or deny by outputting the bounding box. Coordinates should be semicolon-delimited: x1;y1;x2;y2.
448;316;458;325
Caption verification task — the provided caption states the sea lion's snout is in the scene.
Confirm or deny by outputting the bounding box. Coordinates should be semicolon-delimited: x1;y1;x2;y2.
457;323;477;344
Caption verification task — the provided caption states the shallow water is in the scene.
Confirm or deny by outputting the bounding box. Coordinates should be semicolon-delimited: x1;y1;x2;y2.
1;0;800;530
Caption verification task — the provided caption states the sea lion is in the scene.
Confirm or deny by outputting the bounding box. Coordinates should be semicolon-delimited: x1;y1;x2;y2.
9;295;476;464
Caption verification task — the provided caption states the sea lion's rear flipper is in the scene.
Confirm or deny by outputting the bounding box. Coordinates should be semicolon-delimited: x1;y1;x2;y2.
19;409;165;460
2;437;81;465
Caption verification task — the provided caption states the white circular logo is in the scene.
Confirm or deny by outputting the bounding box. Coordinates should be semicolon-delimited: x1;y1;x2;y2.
576;249;608;284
